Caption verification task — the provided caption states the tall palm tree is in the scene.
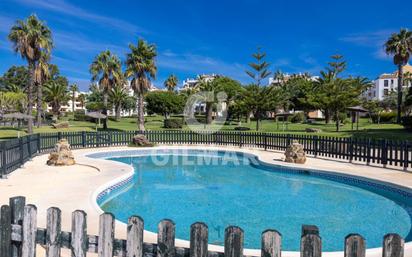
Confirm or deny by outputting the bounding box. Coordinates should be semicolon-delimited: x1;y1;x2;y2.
125;39;157;131
164;74;178;91
90;50;123;129
69;83;79;114
109;86;128;121
8;14;53;133
34;52;50;127
385;28;412;123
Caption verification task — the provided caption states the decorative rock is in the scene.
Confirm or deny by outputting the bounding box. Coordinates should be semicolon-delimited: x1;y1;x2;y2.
284;140;306;164
305;128;322;133
132;135;154;147
47;139;75;166
51;122;69;129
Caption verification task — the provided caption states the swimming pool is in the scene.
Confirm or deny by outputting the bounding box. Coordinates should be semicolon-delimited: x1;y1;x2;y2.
91;149;412;251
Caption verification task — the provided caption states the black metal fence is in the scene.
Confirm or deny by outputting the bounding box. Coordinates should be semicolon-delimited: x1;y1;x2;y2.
1;130;411;177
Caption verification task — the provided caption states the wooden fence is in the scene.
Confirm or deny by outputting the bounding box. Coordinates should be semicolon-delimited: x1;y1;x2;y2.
1;130;411;177
0;196;406;257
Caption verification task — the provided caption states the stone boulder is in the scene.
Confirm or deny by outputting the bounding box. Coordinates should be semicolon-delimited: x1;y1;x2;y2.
47;139;75;166
305;128;322;133
131;135;154;147
284;140;306;164
52;122;69;129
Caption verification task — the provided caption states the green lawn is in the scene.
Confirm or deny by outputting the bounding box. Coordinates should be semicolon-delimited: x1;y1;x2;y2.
0;116;410;140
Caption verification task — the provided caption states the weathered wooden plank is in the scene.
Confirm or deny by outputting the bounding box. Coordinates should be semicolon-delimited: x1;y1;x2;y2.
383;234;404;257
71;210;87;257
10;196;25;257
127;216;144;257
300;234;321;257
22;205;37;257
302;225;319;237
98;213;115;257
344;234;365;257
261;229;281;257
224;226;243;257
0;205;12;257
190;222;208;257
157;219;176;257
46;207;61;257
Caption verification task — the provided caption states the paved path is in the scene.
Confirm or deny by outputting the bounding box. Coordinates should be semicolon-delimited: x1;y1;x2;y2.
0;145;411;257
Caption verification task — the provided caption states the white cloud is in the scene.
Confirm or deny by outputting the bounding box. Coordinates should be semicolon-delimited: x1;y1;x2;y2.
340;30;394;60
157;51;249;82
13;0;146;34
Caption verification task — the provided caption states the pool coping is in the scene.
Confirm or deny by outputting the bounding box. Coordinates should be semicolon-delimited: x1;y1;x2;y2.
83;145;412;257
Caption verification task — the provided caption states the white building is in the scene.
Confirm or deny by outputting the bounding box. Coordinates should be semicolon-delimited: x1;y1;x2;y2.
365;63;412;100
48;91;88;113
268;73;319;85
181;74;219;90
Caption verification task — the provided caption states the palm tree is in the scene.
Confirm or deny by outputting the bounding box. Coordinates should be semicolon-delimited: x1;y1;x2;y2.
385;29;412;123
43;80;69;119
77;93;86;109
90;50;123;129
109;86;128;120
8;14;53;133
69;83;79;114
34;52;50;127
125;39;157;131
164;74;178;91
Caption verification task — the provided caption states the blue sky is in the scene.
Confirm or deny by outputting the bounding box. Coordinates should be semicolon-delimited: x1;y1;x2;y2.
0;0;411;91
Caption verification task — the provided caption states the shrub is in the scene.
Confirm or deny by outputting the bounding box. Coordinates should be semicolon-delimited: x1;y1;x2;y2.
234;126;251;131
402;116;412;130
164;119;183;129
290;112;305;123
73;110;91;122
371;112;396;123
333;112;348;124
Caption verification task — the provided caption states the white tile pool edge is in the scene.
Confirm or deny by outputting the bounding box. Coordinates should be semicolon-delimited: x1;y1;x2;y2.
84;146;412;257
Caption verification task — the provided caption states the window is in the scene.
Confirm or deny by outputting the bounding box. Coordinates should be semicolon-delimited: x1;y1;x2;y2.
384;89;389;96
384;80;389;87
391;79;394;85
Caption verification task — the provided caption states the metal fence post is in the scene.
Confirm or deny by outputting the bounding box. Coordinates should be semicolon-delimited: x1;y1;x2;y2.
36;134;41;153
27;135;32;159
1;142;6;178
57;132;62;140
82;131;86;148
313;136;318;158
19;137;23;166
382;139;388;168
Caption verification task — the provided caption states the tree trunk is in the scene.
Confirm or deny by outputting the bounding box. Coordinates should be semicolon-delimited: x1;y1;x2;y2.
206;102;213;124
36;82;42;128
27;61;35;134
325;109;331;124
255;112;260;131
115;104;121;121
397;64;403;124
246;111;252;123
103;92;108;129
335;110;340;132
138;94;145;131
72;93;75;114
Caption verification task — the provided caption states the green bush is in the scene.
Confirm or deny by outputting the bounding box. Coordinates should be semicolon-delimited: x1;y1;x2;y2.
74;110;93;122
164;119;183;129
371;112;396;123
333;112;348;124
402;116;412;130
290;112;305;123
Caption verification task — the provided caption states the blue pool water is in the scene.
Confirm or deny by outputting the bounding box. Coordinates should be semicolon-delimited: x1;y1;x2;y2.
95;150;412;251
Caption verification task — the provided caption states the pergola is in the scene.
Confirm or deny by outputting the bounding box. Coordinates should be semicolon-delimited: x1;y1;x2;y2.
86;111;107;131
346;106;367;131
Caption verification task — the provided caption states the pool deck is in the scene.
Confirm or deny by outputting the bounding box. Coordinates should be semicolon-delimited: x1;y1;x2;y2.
0;145;411;257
